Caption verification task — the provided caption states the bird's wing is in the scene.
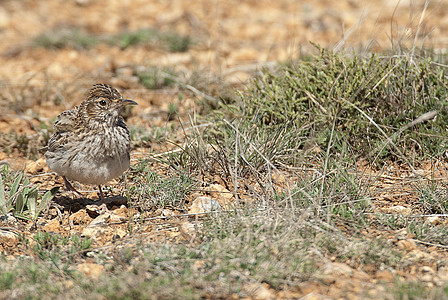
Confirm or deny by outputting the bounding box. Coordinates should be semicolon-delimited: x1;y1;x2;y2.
53;107;78;132
47;107;78;152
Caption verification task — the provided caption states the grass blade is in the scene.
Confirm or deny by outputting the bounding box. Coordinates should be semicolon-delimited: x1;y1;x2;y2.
9;173;23;199
15;193;24;213
27;190;37;219
37;187;59;215
0;175;7;215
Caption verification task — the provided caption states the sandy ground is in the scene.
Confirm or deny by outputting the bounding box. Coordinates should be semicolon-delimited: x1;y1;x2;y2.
1;0;448;298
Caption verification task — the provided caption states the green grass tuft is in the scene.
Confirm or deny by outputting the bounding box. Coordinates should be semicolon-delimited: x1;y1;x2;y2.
127;160;196;211
32;27;98;49
32;27;192;52
136;67;176;89
236;47;448;161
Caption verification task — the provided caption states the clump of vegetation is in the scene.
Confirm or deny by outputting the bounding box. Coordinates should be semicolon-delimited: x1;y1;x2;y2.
136;66;176;89
32;27;98;49
113;28;192;52
416;180;448;214
127;159;195;211
159;31;192;52
236;47;448;160
0;165;58;220
32;26;193;52
114;28;158;49
33;231;91;264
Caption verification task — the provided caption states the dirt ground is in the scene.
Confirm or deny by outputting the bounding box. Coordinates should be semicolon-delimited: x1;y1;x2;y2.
1;0;448;298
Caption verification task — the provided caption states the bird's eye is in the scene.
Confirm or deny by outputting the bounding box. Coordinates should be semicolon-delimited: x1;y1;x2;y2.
99;100;107;106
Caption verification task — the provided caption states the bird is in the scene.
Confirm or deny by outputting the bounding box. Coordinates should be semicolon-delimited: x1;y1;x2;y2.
44;83;138;203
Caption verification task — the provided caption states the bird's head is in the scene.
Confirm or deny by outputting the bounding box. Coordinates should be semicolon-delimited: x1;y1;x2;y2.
79;84;138;126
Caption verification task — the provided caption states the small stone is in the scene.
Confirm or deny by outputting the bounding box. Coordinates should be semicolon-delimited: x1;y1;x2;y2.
85;205;105;218
207;184;233;208
421;266;435;273
107;212;128;223
75;0;91;5
81;214;109;239
113;228;127;239
192;260;206;271
208;184;233;200
414;169;426;176
161;209;175;216
77;263;104;280
47;62;65;78
24;158;47;174
230;47;260;62
63;280;74;289
69;210;92;225
408;249;435;261
81;211;126;240
0;8;10;29
159;52;192;66
421;273;433;282
188;196;222;215
0;230;19;245
397;239;417;251
389;205;411;215
375;270;394;282
116;67;134;77
438;267;448;281
427;216;440;225
245;283;276;300
179;221;202;238
42;218;60;232
0;213;19;226
113;205;128;217
322;262;354;277
272;172;287;184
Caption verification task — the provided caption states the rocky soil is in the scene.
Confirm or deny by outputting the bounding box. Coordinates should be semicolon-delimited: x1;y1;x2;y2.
1;0;448;299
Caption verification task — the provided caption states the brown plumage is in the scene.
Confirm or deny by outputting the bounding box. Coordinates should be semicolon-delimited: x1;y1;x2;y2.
44;84;138;202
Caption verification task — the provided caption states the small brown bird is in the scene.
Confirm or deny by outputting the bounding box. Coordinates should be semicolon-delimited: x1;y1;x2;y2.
44;84;138;203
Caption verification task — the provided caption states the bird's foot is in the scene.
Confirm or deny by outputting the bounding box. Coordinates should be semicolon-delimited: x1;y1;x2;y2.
63;176;83;196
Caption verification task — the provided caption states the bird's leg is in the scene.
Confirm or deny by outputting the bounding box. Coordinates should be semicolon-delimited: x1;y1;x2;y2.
63;176;83;196
97;185;105;204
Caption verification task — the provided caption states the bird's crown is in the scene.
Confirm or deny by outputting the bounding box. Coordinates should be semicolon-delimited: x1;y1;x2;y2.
87;84;122;101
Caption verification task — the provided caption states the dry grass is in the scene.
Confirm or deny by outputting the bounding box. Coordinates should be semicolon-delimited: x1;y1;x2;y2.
2;18;448;300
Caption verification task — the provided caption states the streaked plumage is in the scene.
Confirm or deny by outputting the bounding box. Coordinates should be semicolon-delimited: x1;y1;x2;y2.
44;84;138;202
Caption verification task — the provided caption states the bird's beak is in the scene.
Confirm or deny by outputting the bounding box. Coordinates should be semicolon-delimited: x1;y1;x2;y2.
118;99;138;107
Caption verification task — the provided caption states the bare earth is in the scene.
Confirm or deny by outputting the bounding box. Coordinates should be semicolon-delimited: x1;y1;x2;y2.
1;0;448;298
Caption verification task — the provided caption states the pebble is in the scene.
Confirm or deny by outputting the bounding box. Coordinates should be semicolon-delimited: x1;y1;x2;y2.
389;205;411;215
24;158;47;174
188;196;222;215
76;263;104;280
397;239;417;251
